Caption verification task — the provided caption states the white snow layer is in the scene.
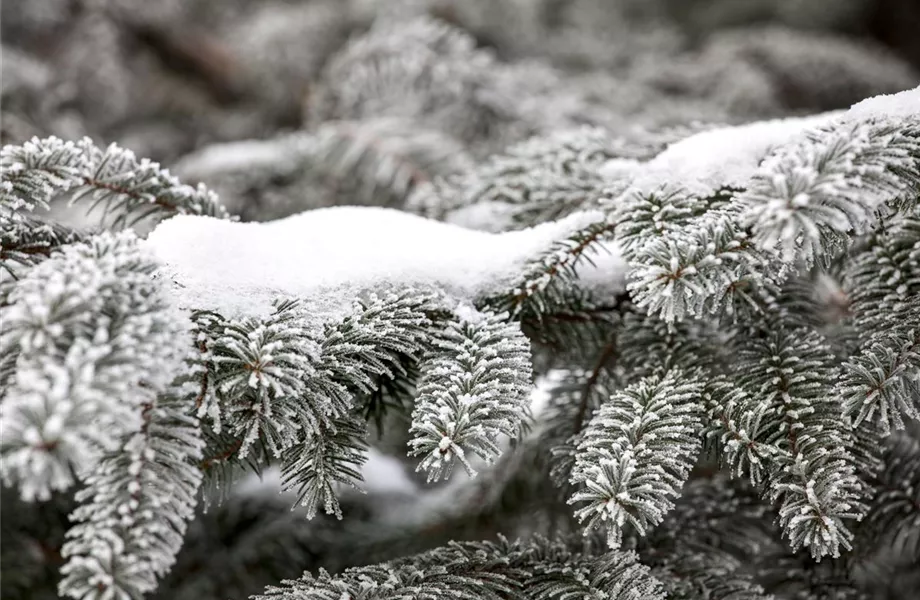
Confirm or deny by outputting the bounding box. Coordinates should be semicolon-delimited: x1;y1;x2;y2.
147;88;918;318
619;86;919;194
146;206;625;318
627;112;841;194
847;85;920;120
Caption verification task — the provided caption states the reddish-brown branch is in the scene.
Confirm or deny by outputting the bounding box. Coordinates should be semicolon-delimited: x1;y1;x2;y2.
199;438;243;472
511;223;616;310
194;339;209;410
80;176;179;213
0;243;54;259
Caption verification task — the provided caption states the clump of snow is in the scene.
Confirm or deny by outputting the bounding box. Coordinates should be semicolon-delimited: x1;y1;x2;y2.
621;87;918;196
631;111;841;194
845;85;920;121
598;158;642;181
146;206;625;318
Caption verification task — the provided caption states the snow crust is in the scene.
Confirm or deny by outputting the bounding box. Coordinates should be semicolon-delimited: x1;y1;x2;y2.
146;206;623;318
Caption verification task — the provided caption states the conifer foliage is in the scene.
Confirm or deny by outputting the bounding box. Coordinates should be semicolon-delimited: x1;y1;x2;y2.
3;5;920;600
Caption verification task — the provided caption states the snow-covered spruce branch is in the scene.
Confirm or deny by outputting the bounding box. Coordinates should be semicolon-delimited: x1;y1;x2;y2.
740;119;920;265
837;209;920;432
838;322;920;434
281;289;441;518
409;307;532;482
488;217;617;318
640;476;774;600
196;289;441;519
729;327;864;559
196;299;326;459
625;207;783;322
858;434;920;557
0;214;85;304
0;231;191;502
409;127;639;229
59;378;204;600
256;535;664;600
614;96;920;324
568;371;705;550
1;137;230;227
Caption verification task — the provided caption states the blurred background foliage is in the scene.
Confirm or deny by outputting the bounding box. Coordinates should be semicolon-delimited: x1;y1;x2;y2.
3;1;919;598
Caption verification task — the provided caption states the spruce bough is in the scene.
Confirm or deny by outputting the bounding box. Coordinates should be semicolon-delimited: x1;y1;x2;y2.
2;85;920;600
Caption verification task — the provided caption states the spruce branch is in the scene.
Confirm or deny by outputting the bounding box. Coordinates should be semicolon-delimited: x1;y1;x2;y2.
857;433;920;560
201;299;325;458
568;371;705;549
255;535;664;600
489;215;616;318
1;137;230;228
58;382;204;600
409;307;532;482
0;231;191;502
732;327;865;559
280;289;441;517
837;209;920;432
281;415;368;521
611;185;727;261
740;119;920;265
411;126;635;228
627;209;783;322
839;324;920;433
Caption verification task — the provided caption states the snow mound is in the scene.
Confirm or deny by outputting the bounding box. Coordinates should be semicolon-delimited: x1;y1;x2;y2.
145;206;625;318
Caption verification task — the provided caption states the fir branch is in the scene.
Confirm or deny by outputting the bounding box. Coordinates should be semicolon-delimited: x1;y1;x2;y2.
202;299;325;458
281;289;441;517
739;119;920;265
281;415;368;520
857;433;920;560
627;209;783;322
311;118;473;208
839;323;920;433
255;535;664;600
489;215;616;318
611;185;721;261
732;327;865;559
837;209;920;432
412;126;633;228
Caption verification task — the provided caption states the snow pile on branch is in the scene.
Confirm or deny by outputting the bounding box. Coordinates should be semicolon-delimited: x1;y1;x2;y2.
146;206;624;318
628;112;841;194
620;86;919;195
846;86;920;120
